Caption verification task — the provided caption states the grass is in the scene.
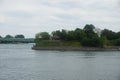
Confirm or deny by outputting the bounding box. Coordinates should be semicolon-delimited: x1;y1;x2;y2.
35;40;81;47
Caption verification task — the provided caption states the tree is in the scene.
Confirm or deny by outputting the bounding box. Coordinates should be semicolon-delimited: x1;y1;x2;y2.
114;38;120;46
15;34;25;38
74;28;86;41
0;35;2;38
35;32;50;40
5;35;13;38
82;24;105;47
66;28;86;41
101;29;118;40
60;29;68;40
52;29;68;40
67;30;75;40
117;32;120;39
52;30;61;40
81;37;105;47
83;24;97;38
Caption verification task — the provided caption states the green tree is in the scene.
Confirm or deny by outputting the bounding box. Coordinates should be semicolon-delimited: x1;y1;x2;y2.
74;28;86;41
5;35;13;38
117;32;120;39
83;24;97;38
66;28;86;41
67;30;75;40
0;35;2;38
35;32;50;40
52;30;61;36
60;29;67;40
101;29;118;40
114;38;120;46
15;34;25;38
81;37;105;47
52;30;61;40
110;38;120;46
52;29;68;40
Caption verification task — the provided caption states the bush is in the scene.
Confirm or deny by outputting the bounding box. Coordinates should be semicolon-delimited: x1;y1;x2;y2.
110;38;120;46
81;37;105;47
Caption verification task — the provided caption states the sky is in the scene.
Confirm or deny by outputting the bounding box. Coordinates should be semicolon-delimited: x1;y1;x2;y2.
0;0;120;38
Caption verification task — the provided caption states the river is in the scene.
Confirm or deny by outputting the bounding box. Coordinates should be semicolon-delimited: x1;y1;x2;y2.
0;44;120;80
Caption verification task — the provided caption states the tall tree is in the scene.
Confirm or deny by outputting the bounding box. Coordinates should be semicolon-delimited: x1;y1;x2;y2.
83;24;97;38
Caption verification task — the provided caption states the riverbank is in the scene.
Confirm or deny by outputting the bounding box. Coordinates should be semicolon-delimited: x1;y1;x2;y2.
32;46;120;51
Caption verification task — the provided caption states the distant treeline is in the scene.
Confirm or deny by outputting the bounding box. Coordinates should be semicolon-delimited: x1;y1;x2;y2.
0;34;25;38
35;24;120;47
0;34;34;43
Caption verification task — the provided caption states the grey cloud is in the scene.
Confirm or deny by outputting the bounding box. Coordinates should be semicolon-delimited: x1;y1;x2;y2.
54;14;79;21
41;0;119;14
118;0;120;5
0;0;3;3
0;0;120;37
5;11;34;18
43;1;81;9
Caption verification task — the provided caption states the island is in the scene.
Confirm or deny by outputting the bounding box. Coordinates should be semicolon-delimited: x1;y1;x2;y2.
32;24;120;51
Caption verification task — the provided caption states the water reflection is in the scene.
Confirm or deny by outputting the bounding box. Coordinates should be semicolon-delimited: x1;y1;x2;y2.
81;51;96;58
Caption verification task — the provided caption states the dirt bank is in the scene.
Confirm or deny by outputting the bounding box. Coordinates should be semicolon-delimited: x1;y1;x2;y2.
32;46;120;51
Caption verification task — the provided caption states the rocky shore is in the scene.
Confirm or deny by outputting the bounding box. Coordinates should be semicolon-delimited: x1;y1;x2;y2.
32;46;120;51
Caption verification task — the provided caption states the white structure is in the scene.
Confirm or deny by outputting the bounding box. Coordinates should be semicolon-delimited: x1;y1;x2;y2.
94;27;102;37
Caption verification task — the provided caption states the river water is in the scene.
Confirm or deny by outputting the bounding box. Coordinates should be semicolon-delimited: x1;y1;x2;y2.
0;44;120;80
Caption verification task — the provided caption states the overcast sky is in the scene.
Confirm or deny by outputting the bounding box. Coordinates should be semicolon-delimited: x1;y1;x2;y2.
0;0;120;38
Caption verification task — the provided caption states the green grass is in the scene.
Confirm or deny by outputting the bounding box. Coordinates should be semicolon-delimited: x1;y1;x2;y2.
61;41;81;47
35;40;81;47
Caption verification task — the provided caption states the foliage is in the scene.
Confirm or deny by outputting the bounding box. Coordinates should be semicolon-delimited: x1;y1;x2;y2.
67;30;76;40
74;28;86;41
35;32;50;40
52;28;86;41
66;28;86;41
0;35;2;38
81;37;104;47
101;29;118;40
83;24;97;38
117;32;120;39
52;29;68;40
35;24;120;47
5;35;13;38
110;38;120;46
15;34;25;38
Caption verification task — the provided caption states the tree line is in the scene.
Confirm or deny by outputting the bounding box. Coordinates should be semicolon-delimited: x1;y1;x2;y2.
35;24;120;47
0;34;25;38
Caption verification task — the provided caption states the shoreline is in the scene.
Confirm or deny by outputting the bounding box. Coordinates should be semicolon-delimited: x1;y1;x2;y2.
32;46;120;51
